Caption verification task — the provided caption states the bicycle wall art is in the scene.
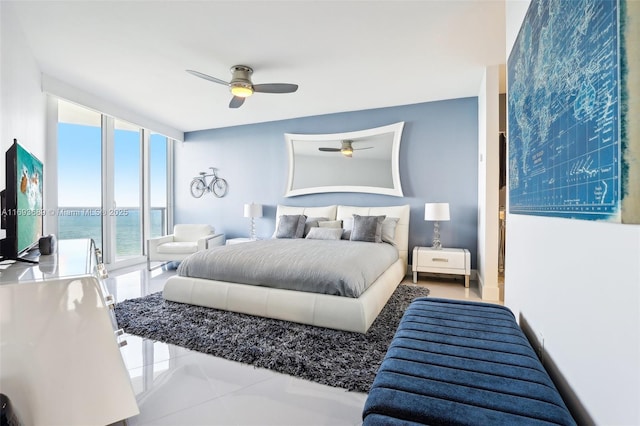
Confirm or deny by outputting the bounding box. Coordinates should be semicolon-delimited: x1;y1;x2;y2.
190;167;228;198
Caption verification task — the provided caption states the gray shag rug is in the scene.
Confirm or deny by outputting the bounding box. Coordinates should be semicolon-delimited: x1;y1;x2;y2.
114;284;429;392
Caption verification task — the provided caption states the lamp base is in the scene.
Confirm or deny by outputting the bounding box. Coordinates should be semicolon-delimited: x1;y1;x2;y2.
431;221;443;250
249;218;257;240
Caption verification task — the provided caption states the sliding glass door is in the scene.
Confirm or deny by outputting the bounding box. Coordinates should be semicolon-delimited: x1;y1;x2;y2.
57;99;171;267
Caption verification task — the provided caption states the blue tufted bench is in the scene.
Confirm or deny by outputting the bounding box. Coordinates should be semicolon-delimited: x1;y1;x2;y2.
363;298;576;425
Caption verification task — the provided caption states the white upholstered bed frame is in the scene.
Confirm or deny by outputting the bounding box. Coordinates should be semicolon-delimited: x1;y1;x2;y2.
162;204;410;333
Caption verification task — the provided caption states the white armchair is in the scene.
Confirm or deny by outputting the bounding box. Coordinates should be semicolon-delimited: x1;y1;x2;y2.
147;224;225;270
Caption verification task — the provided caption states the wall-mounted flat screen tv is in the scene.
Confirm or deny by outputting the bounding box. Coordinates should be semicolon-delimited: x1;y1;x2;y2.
1;139;43;261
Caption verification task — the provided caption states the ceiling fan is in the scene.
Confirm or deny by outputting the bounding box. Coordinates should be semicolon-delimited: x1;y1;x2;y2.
318;140;373;158
186;65;298;109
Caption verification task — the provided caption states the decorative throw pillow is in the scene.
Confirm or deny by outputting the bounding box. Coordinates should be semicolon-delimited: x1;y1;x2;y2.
350;214;386;243
276;214;307;238
304;217;329;237
305;227;343;240
318;220;342;228
381;217;400;246
341;217;354;240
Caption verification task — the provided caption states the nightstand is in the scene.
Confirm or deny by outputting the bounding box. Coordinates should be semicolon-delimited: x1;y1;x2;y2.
412;247;471;287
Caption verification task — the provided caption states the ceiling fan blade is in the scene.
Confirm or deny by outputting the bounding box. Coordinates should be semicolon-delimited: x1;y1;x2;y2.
253;83;298;94
353;147;374;150
229;96;245;108
186;69;229;86
318;147;341;152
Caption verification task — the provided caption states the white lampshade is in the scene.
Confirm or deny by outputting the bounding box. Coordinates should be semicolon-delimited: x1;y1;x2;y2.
243;203;263;218
424;203;450;221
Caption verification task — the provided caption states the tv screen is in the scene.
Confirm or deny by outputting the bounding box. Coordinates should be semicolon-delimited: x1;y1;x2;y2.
2;139;43;259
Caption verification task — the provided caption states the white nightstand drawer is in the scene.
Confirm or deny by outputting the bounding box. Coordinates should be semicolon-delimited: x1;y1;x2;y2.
416;248;465;270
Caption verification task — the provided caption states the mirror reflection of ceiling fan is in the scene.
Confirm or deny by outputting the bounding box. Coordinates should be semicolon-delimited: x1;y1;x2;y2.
186;65;298;109
318;140;373;158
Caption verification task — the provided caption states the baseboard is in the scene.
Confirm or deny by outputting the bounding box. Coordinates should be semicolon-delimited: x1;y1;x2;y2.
477;273;500;301
471;268;479;281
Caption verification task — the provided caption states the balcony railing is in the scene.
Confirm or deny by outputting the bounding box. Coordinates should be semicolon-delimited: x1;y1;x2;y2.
57;207;167;258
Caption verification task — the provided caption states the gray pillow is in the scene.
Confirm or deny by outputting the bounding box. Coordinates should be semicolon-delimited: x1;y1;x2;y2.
276;214;307;238
350;214;386;243
305;227;343;240
381;217;400;246
304;216;329;237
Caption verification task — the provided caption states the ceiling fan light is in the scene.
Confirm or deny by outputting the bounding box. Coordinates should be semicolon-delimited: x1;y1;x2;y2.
341;147;353;157
340;140;353;157
230;85;253;97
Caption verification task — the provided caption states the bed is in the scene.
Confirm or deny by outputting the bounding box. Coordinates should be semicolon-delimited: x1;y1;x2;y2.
162;204;410;333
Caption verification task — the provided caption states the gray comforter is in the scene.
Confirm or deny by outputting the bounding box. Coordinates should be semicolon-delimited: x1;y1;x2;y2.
177;239;399;298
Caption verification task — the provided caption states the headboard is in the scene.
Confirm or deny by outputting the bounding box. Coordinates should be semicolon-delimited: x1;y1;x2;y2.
336;205;410;274
274;204;410;274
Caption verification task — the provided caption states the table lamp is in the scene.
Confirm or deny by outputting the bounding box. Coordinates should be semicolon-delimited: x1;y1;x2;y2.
424;202;450;250
244;202;263;240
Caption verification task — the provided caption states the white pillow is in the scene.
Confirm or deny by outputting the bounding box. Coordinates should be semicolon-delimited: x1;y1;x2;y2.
318;220;342;228
305;227;343;240
381;217;400;246
341;217;354;240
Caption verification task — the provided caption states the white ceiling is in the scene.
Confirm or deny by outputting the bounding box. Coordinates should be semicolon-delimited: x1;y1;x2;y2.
9;1;506;134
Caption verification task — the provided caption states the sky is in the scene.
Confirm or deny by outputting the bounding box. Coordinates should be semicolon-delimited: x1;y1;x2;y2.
58;122;167;207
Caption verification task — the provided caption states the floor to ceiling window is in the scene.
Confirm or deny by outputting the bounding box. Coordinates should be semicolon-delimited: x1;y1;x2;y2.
113;119;143;261
149;132;169;239
57;101;104;249
57;99;172;267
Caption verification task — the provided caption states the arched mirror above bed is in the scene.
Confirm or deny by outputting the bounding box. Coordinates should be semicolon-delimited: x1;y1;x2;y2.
284;122;404;197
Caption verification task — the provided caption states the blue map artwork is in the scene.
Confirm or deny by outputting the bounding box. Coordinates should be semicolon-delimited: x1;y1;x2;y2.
508;0;619;220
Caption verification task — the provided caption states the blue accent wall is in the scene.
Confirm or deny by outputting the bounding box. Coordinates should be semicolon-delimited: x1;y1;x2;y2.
175;97;479;266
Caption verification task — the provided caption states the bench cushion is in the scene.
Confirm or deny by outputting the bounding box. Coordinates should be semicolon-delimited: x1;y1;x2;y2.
363;297;576;425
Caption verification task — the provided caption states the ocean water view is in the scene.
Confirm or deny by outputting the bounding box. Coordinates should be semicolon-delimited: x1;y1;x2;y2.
56;107;169;261
58;208;166;257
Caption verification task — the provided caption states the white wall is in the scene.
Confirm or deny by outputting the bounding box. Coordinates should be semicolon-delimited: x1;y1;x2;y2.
0;2;47;239
505;2;640;424
0;2;46;179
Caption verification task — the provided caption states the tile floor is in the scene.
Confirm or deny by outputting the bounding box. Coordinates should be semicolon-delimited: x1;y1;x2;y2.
107;264;495;426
